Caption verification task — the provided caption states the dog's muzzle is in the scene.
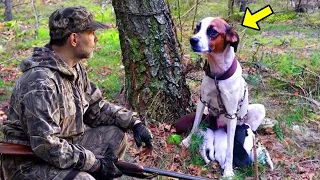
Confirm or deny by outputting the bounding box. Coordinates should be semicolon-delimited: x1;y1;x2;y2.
190;37;202;52
190;37;210;53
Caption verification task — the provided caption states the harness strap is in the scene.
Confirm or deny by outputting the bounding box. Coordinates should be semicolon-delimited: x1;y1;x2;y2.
200;81;248;121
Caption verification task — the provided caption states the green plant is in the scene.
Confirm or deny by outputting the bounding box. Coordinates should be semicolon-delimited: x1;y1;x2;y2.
188;133;205;166
265;12;297;23
168;134;181;145
273;122;284;141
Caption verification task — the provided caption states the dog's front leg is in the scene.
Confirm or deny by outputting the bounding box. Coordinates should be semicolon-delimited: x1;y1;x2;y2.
182;101;205;147
223;118;237;177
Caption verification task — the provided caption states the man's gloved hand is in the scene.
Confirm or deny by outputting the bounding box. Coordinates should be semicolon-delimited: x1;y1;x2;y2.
89;146;123;179
132;122;153;149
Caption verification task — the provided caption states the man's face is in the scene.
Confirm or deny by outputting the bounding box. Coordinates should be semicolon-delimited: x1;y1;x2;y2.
74;30;98;59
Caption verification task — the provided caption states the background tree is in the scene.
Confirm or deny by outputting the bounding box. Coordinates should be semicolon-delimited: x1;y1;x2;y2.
4;0;13;21
111;0;192;122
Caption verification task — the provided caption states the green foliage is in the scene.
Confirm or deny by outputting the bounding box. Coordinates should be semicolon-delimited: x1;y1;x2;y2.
247;74;260;86
37;27;49;40
88;29;122;99
273;122;284;141
0;79;5;88
94;7;116;23
168;134;181;145
265;12;297;23
4;20;18;29
229;12;245;21
95;73;122;100
276;101;313;127
188;133;205;166
311;53;320;67
233;163;267;180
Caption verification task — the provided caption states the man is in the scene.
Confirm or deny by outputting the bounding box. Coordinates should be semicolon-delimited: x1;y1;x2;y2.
1;6;153;180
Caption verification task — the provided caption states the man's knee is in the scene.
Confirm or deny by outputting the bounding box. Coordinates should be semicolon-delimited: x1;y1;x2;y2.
79;125;128;158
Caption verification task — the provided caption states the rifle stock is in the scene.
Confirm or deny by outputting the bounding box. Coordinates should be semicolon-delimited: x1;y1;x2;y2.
115;161;210;180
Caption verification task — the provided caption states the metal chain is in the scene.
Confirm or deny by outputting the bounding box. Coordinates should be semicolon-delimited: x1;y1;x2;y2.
200;78;248;121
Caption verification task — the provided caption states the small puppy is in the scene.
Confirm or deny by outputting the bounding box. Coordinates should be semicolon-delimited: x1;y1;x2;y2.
182;17;266;177
200;124;273;171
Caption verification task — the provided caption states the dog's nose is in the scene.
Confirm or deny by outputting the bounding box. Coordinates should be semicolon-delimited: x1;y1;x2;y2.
190;37;199;46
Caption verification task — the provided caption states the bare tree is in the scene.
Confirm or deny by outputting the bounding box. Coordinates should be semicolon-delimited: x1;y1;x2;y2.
31;0;39;39
4;0;13;21
239;0;247;12
111;0;193;122
228;0;235;15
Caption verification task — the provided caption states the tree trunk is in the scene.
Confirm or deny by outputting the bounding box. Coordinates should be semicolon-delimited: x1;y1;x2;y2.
111;0;192;122
239;0;247;12
228;0;234;16
4;0;13;21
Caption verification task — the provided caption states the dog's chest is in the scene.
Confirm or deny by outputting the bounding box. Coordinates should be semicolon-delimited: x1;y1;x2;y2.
200;76;227;113
199;74;247;118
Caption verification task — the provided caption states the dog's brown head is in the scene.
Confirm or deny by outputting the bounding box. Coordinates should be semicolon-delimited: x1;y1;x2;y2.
190;17;239;53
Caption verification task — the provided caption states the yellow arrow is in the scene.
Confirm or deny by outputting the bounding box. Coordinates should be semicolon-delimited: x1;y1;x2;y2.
242;5;274;30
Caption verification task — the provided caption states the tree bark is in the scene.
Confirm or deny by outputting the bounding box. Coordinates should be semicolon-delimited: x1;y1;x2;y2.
228;0;234;16
239;0;247;12
112;0;192;122
4;0;13;21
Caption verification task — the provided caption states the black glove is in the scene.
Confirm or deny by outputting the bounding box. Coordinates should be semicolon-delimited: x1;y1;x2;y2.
132;123;153;149
90;146;123;180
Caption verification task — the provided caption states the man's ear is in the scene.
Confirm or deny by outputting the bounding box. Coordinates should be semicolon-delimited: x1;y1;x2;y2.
69;33;77;47
225;25;239;52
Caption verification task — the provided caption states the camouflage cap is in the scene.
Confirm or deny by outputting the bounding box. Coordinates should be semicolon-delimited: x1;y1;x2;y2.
49;6;109;39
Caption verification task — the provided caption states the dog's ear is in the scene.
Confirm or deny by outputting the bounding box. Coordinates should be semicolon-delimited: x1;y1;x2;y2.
225;25;239;52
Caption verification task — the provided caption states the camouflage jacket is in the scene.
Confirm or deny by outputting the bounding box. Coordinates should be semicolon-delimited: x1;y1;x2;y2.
2;45;138;171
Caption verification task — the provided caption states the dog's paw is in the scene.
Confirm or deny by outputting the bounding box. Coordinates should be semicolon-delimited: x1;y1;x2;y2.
223;169;234;177
181;137;191;148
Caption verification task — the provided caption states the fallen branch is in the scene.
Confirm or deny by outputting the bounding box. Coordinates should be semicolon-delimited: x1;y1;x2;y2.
270;74;306;95
277;91;320;112
299;159;320;164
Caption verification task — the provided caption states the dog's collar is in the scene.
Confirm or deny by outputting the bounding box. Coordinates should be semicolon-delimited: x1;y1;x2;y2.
204;57;237;80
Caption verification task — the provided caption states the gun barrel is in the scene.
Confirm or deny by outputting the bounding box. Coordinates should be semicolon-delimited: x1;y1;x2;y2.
143;166;210;180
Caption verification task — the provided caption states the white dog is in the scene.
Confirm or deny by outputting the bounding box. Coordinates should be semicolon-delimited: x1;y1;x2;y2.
182;17;266;177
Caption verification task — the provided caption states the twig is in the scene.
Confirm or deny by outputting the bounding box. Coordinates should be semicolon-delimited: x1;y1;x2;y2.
181;0;203;18
277;91;320;111
253;136;259;180
270;74;306;93
12;2;30;8
176;0;183;57
299;159;320;164
31;0;39;40
191;0;200;30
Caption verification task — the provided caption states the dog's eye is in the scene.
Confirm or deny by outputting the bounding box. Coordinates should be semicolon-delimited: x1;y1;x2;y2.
207;25;218;39
194;23;201;33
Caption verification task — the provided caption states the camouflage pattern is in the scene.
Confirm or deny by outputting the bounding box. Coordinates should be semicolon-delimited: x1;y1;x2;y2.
2;125;127;180
49;6;109;39
2;44;138;177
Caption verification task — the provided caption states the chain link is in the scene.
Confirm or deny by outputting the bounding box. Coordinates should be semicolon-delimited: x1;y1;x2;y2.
200;79;248;121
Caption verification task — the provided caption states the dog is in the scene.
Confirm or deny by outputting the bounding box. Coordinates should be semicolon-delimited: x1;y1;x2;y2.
200;124;273;171
181;17;266;177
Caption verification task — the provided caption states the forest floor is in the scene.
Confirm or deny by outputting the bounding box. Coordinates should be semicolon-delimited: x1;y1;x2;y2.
119;68;320;180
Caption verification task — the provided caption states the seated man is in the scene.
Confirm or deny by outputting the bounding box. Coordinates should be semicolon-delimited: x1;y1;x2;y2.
1;6;153;180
